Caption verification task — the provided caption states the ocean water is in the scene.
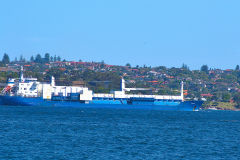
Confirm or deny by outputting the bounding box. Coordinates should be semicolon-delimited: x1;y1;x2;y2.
0;106;240;160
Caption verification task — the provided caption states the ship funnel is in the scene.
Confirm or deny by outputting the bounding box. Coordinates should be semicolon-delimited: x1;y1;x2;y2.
51;76;55;86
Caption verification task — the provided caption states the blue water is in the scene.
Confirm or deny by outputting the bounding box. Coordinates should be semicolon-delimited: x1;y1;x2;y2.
0;106;240;160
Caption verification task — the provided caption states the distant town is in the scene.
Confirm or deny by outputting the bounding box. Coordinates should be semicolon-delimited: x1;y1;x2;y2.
1;53;240;110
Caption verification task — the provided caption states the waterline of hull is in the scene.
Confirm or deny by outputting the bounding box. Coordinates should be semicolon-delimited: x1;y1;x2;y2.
0;95;203;111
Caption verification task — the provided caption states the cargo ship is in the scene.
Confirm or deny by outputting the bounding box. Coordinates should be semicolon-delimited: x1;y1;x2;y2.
0;67;203;111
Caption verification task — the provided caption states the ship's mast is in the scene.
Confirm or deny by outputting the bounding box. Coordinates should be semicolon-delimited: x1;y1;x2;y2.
181;81;184;101
20;66;24;82
51;76;55;86
121;77;126;94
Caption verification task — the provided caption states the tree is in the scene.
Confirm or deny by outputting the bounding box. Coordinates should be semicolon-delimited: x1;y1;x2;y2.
222;93;231;102
57;56;61;62
211;92;221;101
236;65;240;71
2;53;10;64
54;55;57;62
19;55;24;62
44;53;50;63
181;63;189;70
126;63;131;68
100;60;105;68
35;54;42;63
233;93;240;108
201;65;209;74
30;56;34;62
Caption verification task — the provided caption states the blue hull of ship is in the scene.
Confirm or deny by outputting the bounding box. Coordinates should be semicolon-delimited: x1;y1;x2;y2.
0;95;203;111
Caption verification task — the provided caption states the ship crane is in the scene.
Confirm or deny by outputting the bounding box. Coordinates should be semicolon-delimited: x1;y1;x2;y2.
88;81;111;83
121;78;184;101
121;78;151;93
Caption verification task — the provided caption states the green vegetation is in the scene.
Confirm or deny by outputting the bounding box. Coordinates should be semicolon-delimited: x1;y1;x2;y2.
1;52;240;110
2;53;10;64
203;101;236;110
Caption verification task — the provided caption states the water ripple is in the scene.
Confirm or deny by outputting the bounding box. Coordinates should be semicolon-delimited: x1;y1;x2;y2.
0;106;240;159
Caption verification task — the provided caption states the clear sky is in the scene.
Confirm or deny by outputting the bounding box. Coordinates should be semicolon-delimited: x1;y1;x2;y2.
1;0;240;69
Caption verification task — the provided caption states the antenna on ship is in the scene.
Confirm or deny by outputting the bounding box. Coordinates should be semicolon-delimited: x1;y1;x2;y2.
181;81;184;101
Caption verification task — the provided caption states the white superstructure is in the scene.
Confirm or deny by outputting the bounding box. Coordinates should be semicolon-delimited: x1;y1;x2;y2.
3;68;93;101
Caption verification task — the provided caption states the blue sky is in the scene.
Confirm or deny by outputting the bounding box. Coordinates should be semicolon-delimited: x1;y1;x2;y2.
1;0;240;69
